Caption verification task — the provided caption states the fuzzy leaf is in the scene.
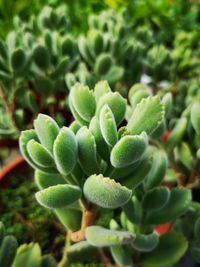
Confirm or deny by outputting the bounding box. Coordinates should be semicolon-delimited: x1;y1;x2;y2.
33;44;50;69
83;174;132;209
89;116;110;161
53;127;77;175
34;170;65;190
167;117;187;151
123;196;143;224
13;243;41;267
11;48;27;72
127;96;164;135
69;83;96;122
86;226;135;247
146;188;192;224
55;207;82;231
0;235;18;267
34;114;59;153
35;184;81;209
144;149;168;190
67;241;98;263
27;140;55;168
76;127;99;175
96;92;126;125
95;53;112;75
94;80;111;102
100;105;118;147
111;132;148;168
191;102;200;134
132;233;159;252
110;245;133;266
142;187;170;212
140;231;188;267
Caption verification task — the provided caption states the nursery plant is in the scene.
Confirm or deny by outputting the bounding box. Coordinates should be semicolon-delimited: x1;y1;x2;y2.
18;80;199;267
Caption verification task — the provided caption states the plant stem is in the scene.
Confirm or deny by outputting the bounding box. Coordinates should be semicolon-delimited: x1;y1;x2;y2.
58;234;71;267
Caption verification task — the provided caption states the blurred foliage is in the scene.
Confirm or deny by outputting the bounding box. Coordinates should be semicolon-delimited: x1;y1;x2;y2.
0;171;65;258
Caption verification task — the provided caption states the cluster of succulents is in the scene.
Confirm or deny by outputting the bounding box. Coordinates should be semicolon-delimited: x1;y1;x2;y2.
16;81;200;266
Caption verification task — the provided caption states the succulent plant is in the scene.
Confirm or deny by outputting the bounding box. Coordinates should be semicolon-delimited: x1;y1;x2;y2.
19;81;195;266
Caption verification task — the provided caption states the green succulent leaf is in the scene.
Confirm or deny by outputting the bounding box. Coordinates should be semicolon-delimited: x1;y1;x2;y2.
13;243;41;267
27;140;55;168
95;53;112;75
110;245;133;266
100;105;118;147
140;231;188;267
0;235;18;267
11;48;27;72
132;233;159;252
41;255;57;267
67;241;98;263
167;117;187;151
86;226;135;247
191;101;200;134
35;184;81;209
123;196;143;224
111;132;148;168
144;149;168;190
34;114;59;153
69;83;96;123
127;96;164;135
34;170;65;190
83;174;132;209
53;127;77;175
33;44;50;69
94;80;111;103
142;187;170;212
76;126;99;175
55;207;82;231
191;244;200;263
146;188;192;224
89;116;110;161
96;92;126;125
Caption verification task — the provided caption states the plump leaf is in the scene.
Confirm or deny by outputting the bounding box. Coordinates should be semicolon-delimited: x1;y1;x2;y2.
89;116;110;161
27;140;55;168
132;233;159;252
69;83;96;122
41;255;57;267
34;170;65;190
127;96;164;135
67;241;98;263
95;53;112;75
94;80;111;102
142;187;170;212
34;114;59;153
110;245;133;266
146;188;192;224
191;102;200;134
0;235;18;267
55;207;82;231
33;44;50;69
100;105;118;147
13;243;41;267
96;92;127;125
144;149;168;190
86;226;135;247
191;244;200;263
53;127;77;175
11;48;27;72
0;222;5;247
76;127;99;175
83;174;132;209
167;117;187;151
35;184;81;209
123;196;143;224
140;231;188;267
111;132;148;168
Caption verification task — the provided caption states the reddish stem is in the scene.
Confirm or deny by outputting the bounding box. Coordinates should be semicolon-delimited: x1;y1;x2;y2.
0;156;26;181
155;222;173;235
